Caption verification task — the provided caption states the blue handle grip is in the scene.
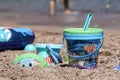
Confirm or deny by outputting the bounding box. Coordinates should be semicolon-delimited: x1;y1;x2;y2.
83;13;92;31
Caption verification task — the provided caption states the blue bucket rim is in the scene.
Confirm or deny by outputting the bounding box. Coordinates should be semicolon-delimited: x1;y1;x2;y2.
35;43;62;49
64;33;103;40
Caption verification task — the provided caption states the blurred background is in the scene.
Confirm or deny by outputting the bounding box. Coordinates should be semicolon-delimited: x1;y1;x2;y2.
0;0;120;29
0;0;120;13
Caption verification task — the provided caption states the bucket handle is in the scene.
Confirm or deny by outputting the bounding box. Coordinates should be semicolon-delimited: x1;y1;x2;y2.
46;45;63;63
67;39;103;60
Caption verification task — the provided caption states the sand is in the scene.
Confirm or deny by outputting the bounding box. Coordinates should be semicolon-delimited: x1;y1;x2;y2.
0;26;120;80
0;12;120;80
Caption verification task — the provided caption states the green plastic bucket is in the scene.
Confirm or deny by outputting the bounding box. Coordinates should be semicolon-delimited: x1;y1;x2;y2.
64;28;103;69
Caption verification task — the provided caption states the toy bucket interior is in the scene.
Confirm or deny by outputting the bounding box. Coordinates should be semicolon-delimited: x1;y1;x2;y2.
35;44;47;53
35;43;62;55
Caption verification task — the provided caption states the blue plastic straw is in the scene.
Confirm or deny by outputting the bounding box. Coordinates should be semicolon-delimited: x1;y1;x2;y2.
83;13;92;31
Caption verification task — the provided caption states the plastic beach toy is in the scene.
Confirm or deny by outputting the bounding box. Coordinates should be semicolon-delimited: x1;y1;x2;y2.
63;13;104;69
0;27;5;42
113;60;120;70
83;13;92;31
24;44;36;51
46;45;63;63
14;44;63;68
113;65;120;70
13;53;47;67
35;43;63;66
0;27;35;51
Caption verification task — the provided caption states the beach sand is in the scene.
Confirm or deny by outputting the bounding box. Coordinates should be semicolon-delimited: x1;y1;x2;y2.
0;13;120;80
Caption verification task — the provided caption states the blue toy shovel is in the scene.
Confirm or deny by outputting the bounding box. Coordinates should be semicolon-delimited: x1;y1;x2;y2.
83;13;92;31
